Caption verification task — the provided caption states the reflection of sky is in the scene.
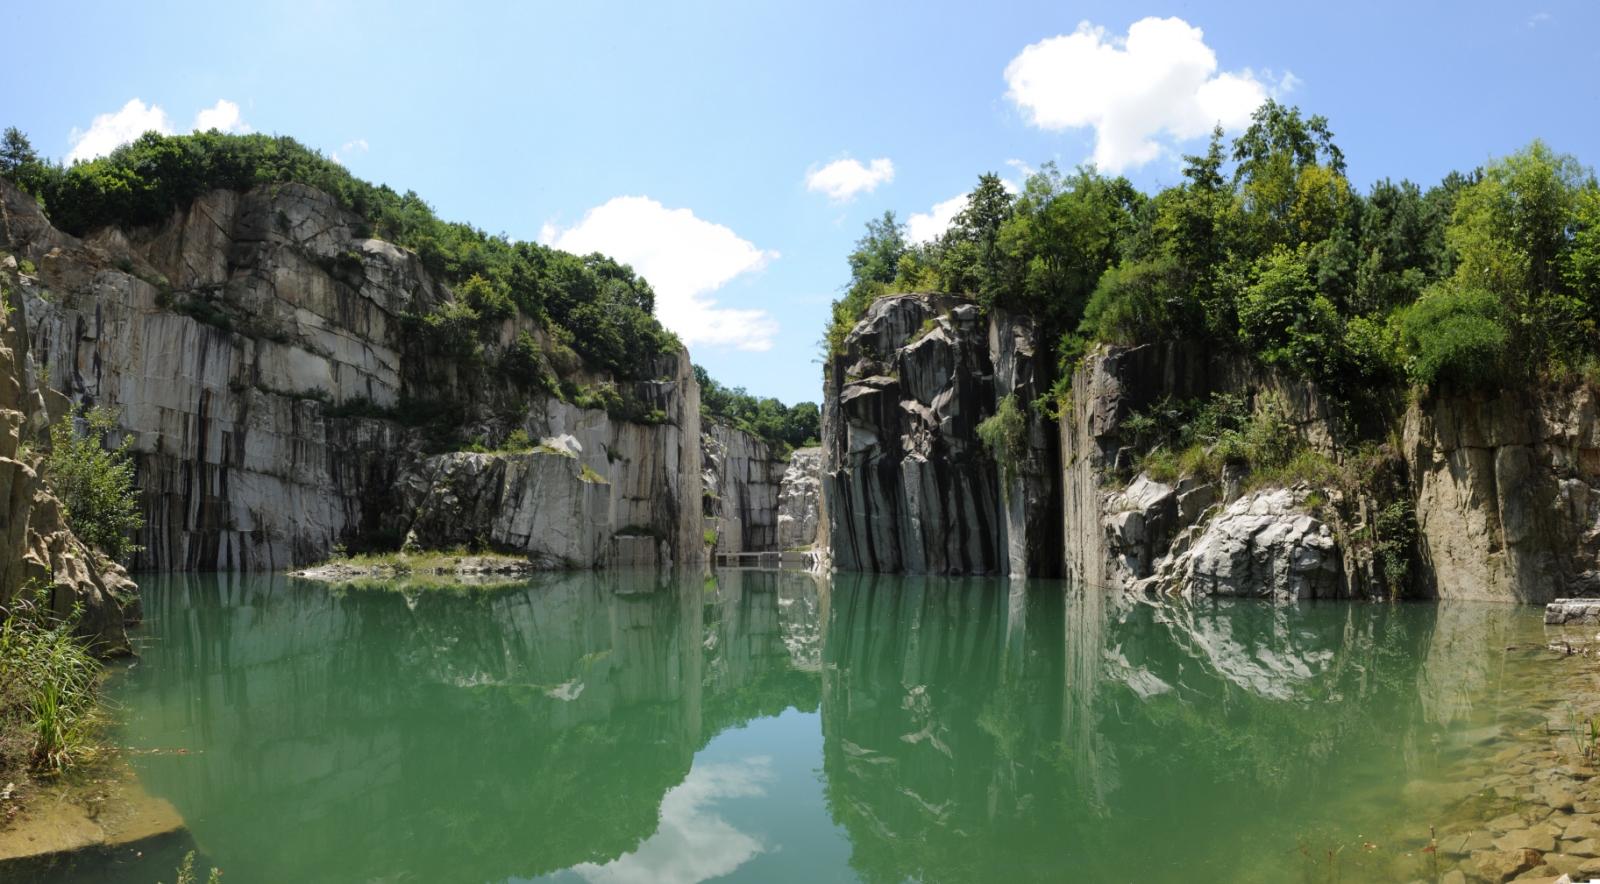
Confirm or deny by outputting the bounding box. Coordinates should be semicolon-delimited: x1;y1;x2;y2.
528;709;850;884
570;757;777;884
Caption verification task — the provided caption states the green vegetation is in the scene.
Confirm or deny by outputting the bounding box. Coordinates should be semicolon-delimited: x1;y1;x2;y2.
827;102;1600;399
45;407;144;565
695;364;820;452
0;586;103;785
164;851;223;884
976;393;1027;479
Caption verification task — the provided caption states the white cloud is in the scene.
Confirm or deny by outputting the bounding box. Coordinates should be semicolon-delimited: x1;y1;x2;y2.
905;179;1020;245
540;196;779;352
331;138;369;165
1528;11;1552;27
67;98;252;164
1004;17;1291;172
906;192;970;245
192;99;250;134
66;98;174;163
573;757;775;884
805;157;895;201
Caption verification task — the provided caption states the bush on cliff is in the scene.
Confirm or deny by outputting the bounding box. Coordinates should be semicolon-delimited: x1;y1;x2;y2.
44;408;144;564
0;586;104;784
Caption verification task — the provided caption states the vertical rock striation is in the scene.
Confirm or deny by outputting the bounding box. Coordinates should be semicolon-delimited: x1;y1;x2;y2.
820;293;1058;576
0;180;706;572
701;422;785;555
1404;389;1600;602
775;446;823;550
0;266;137;650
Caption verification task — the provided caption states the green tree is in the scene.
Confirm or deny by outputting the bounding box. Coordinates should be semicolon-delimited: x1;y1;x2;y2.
44;408;144;564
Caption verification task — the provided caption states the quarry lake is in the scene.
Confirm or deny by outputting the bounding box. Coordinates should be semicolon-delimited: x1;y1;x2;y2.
38;572;1573;883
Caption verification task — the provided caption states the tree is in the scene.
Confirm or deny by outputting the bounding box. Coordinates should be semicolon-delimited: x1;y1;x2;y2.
0;127;38;175
45;408;144;564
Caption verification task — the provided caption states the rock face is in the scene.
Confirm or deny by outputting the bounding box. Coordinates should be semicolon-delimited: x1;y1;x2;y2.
776;446;822;550
1060;342;1352;599
701;422;785;555
820;293;1057;576
0;270;136;650
1155;489;1343;600
1405;389;1600;603
0;180;705;571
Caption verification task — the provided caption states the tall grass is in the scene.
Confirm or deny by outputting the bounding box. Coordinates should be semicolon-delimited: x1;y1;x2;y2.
0;587;103;778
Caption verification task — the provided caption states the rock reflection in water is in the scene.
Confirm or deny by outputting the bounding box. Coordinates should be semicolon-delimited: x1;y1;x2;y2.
91;573;1541;884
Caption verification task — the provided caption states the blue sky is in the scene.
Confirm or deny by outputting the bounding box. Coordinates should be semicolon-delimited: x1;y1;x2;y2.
5;1;1597;405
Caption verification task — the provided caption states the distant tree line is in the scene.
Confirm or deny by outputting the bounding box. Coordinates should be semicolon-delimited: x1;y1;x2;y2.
695;365;819;453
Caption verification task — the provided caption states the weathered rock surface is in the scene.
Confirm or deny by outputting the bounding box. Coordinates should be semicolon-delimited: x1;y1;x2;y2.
0;179;705;571
702;422;785;555
820;293;1056;575
1060;342;1347;597
776;446;822;550
1546;599;1600;626
0;273;136;650
1156;489;1343;600
1405;389;1600;603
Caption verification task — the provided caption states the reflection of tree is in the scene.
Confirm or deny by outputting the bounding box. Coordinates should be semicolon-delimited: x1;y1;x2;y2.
118;570;822;884
816;577;1520;883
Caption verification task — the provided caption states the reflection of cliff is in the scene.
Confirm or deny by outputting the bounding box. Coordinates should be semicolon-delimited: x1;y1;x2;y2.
817;576;1524;883
117;571;821;884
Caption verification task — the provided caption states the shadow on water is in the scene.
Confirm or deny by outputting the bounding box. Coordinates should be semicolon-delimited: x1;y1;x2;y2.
40;570;1542;883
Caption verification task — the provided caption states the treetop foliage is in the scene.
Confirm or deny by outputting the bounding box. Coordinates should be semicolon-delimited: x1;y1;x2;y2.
828;100;1600;401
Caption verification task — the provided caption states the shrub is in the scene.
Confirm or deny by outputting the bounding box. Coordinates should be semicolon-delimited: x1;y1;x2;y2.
977;394;1029;479
1079;257;1185;345
0;586;102;777
1395;284;1509;389
1238;246;1345;382
45;408;144;564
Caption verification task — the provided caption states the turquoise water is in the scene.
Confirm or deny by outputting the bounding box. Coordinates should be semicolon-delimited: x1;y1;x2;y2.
42;571;1546;882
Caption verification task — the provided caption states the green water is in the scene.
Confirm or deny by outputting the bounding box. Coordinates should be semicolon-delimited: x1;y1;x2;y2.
44;571;1547;883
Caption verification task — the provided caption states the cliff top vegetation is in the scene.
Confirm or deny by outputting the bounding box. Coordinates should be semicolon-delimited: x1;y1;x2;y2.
828;101;1600;406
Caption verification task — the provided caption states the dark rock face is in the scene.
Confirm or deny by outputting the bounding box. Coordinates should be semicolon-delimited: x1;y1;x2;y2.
821;294;1058;576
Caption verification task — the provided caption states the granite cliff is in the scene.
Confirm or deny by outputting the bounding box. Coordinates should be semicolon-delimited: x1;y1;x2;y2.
0;179;713;571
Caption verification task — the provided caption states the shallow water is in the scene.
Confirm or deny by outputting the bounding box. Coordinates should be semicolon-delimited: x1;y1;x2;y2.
38;571;1557;883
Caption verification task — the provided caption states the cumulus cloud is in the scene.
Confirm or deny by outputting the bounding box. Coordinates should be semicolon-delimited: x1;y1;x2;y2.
331;138;369;165
906;192;970;245
66;99;175;163
540;196;779;352
1004;17;1292;172
192;99;250;134
906;179;1020;245
67;98;252;163
805;157;895;201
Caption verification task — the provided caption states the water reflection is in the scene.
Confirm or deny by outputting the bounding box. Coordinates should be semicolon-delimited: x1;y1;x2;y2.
69;571;1544;883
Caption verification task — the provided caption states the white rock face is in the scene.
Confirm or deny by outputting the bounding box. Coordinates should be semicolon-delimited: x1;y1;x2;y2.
776;447;822;550
701;422;785;555
1160;489;1342;601
0;179;705;571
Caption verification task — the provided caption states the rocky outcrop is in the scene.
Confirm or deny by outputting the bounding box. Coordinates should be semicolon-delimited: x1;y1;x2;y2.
0;180;705;571
0;267;136;651
1405;389;1600;603
1152;489;1343;600
1060;343;1353;598
776;446;822;550
701;422;785;555
392;360;704;569
820;293;1056;576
